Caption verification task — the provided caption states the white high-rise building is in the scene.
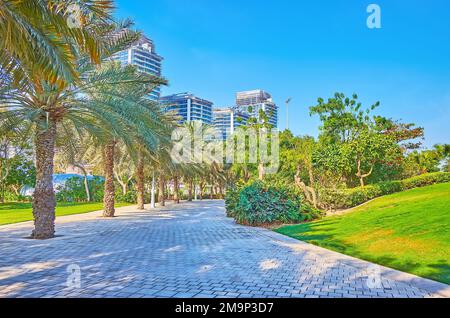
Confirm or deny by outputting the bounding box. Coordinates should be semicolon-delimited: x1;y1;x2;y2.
112;35;163;101
160;92;213;125
213;108;250;140
235;89;278;127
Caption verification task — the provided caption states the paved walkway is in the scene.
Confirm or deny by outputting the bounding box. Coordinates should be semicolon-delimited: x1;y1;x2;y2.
0;201;448;298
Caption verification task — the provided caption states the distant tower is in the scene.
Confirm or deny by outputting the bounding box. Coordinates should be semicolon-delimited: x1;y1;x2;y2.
213;108;250;140
235;89;278;127
112;35;163;101
160;92;213;125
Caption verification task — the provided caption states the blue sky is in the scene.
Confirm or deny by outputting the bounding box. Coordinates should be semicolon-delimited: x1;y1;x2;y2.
116;0;450;147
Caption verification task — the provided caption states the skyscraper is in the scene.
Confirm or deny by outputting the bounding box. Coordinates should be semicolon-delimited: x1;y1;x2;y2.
213;108;250;140
235;89;278;127
112;35;163;101
160;92;213;125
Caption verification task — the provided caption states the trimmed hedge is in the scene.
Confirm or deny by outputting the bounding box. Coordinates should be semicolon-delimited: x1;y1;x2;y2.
319;172;450;210
225;181;322;226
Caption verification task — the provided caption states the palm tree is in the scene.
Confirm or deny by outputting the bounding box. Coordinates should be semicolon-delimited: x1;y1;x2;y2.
135;148;145;210
86;63;170;218
134;116;175;210
0;17;165;238
0;0;113;87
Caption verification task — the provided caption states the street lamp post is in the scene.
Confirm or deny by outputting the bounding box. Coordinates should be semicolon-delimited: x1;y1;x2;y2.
286;98;292;131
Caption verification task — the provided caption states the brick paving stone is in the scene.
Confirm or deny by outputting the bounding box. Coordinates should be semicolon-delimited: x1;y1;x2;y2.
0;201;447;298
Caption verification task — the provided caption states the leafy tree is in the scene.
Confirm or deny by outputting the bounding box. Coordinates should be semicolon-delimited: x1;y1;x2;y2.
0;133;34;202
310;93;405;188
279;131;319;207
403;144;450;177
5;155;36;197
0;17;167;238
310;93;379;144
342;128;400;187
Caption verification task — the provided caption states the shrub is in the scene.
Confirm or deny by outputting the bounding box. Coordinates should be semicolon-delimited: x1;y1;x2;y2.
225;181;322;226
401;172;450;189
319;172;450;210
115;190;137;204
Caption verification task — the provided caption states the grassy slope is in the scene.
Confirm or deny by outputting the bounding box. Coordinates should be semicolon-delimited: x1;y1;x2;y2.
0;202;131;226
276;183;450;284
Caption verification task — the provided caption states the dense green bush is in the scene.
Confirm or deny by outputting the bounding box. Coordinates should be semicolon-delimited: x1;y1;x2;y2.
319;172;450;209
115;190;137;204
225;181;322;226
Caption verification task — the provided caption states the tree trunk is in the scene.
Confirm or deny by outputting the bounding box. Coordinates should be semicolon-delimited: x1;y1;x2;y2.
136;153;145;210
295;166;318;209
243;165;250;182
11;185;21;196
120;182;128;195
173;176;180;204
32;121;57;239
219;184;223;199
199;180;204;200
356;160;373;189
0;159;4;204
308;167;318;208
188;179;193;202
74;164;91;202
158;174;165;206
258;162;265;181
103;140;116;217
359;177;365;188
0;183;4;204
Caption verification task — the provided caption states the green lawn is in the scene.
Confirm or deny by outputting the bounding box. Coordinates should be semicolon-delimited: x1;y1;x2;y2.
0;202;131;226
276;183;450;284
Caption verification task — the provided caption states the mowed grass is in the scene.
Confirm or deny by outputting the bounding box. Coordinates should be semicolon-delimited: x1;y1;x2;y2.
276;183;450;284
0;202;132;226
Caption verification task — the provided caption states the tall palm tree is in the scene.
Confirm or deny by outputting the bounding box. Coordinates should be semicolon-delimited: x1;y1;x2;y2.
0;0;113;87
85;63;169;218
0;19;162;238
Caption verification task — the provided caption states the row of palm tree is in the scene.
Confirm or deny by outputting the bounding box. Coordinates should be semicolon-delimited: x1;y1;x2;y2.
0;0;229;239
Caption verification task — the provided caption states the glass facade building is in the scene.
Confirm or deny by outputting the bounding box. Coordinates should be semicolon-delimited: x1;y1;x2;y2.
213;108;250;140
235;90;278;127
160;93;213;125
112;36;163;101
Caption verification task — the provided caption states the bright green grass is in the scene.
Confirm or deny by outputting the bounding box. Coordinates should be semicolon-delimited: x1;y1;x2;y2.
0;202;131;226
276;183;450;284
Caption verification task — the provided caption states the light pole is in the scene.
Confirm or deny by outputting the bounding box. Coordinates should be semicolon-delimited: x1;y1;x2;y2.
286;98;292;131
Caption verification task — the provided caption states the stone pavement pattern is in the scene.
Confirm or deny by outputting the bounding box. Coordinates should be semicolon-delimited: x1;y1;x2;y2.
0;201;448;298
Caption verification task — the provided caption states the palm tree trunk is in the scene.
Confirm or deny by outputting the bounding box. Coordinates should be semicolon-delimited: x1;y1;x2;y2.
158;174;165;206
188;179;193;202
136;153;145;210
199;180;204;200
103;140;116;217
32;122;57;239
173;176;180;204
219;184;223;199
